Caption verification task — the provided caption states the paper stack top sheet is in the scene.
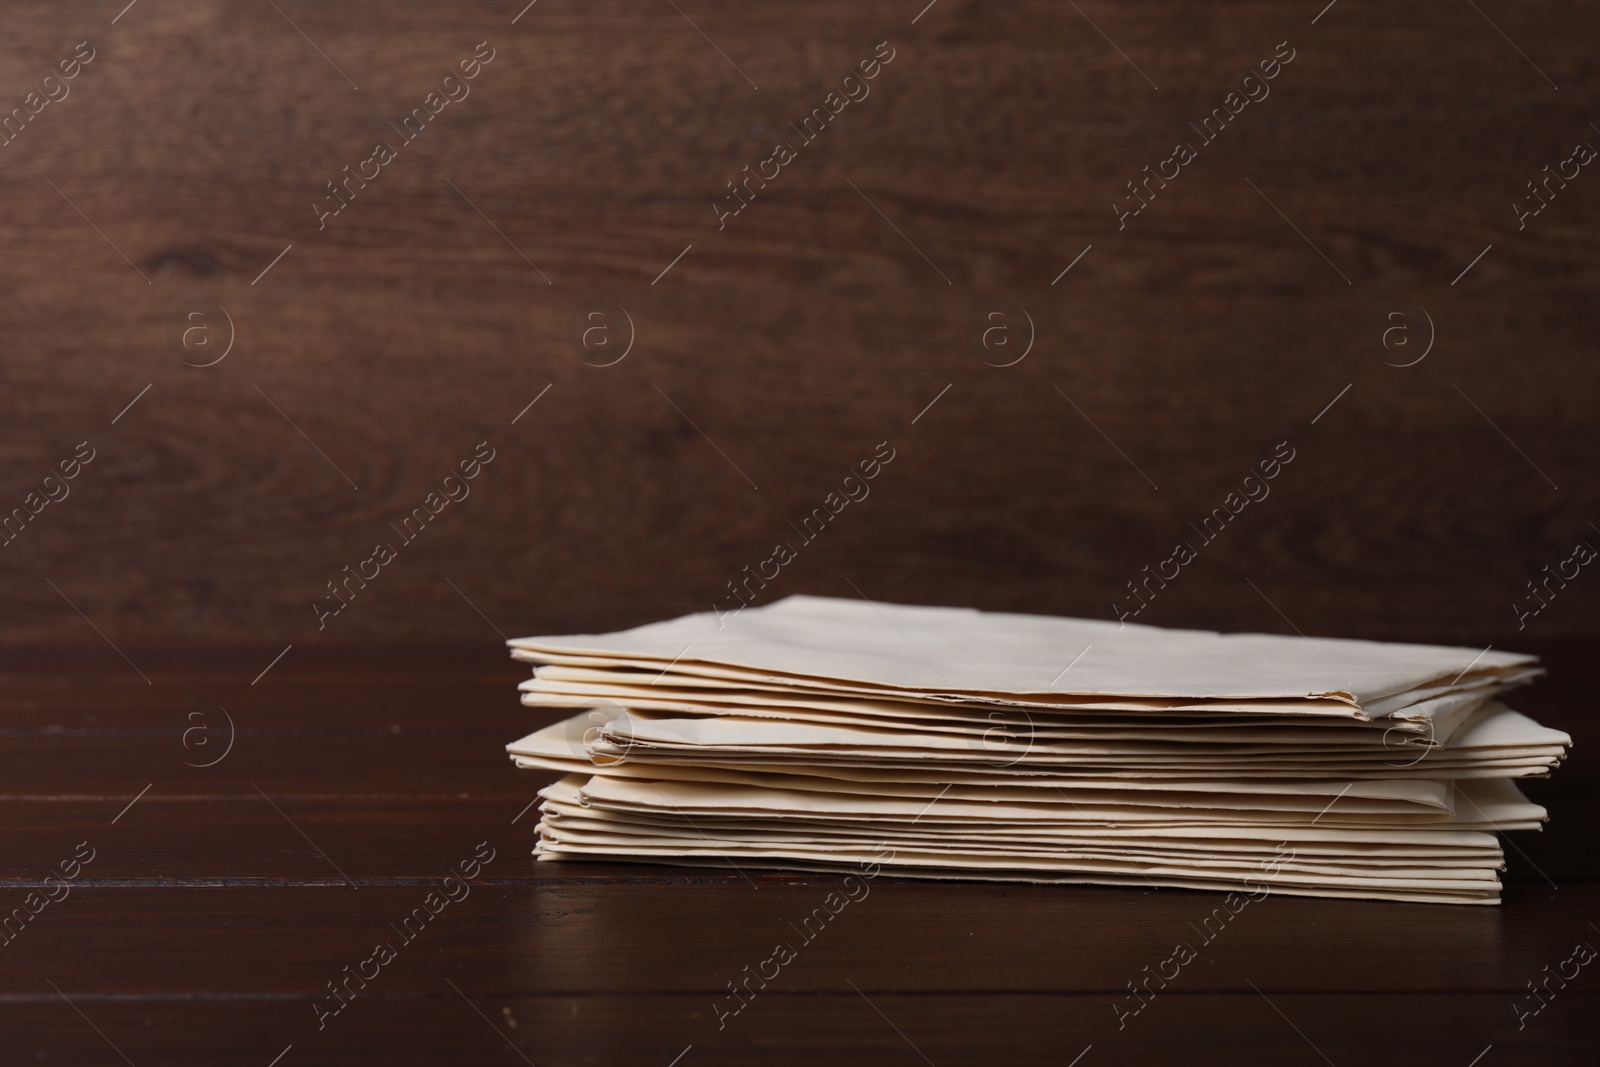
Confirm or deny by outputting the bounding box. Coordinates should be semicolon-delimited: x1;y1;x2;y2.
508;595;1538;706
504;596;1568;905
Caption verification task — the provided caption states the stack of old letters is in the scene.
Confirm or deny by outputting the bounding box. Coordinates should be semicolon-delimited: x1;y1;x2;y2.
505;596;1566;904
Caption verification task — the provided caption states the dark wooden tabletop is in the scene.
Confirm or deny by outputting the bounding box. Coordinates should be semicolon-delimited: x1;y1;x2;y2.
0;640;1591;1066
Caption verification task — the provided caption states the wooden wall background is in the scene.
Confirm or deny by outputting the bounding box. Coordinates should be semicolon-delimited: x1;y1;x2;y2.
2;0;1597;650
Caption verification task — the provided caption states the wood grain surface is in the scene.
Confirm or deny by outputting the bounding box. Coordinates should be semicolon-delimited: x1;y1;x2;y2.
0;641;1593;1064
3;1;1598;1063
1;0;1597;647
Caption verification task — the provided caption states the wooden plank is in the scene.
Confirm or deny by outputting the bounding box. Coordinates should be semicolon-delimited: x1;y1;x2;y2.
1;994;1594;1067
2;883;1597;996
0;2;1593;645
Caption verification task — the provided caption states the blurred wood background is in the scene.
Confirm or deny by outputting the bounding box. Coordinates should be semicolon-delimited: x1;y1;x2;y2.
2;0;1597;649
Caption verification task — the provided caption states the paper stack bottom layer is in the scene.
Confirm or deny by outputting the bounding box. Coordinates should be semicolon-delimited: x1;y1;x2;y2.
504;596;1571;905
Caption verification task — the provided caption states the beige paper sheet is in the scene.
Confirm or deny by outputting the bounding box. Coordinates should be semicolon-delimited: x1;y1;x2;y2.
507;595;1537;708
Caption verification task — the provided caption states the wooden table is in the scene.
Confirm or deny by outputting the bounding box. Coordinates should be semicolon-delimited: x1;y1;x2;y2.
1;641;1591;1065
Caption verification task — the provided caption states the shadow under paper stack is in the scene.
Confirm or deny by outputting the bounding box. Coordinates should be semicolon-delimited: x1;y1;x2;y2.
503;596;1569;904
